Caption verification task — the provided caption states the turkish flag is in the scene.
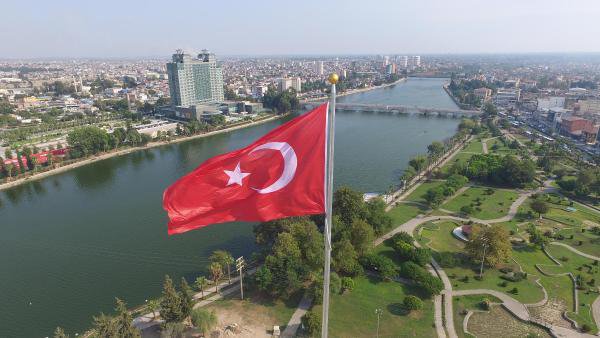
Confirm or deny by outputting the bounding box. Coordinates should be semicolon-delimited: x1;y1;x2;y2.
163;103;328;235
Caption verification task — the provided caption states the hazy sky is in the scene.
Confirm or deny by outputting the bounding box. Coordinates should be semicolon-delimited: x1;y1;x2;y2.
2;0;600;58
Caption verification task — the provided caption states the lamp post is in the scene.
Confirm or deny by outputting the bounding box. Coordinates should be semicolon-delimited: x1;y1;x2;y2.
375;308;383;338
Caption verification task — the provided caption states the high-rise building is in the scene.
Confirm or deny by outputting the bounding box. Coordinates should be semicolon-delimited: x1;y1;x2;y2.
166;49;224;107
291;77;302;92
397;56;408;68
409;56;421;67
278;78;292;92
316;61;324;75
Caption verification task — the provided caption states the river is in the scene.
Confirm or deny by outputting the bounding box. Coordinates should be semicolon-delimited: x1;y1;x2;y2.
0;77;459;337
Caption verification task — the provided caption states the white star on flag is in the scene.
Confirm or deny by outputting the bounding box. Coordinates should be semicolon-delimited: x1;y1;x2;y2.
224;162;250;186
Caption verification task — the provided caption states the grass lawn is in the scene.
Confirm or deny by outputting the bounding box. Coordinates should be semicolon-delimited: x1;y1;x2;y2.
554;228;600;257
417;221;465;253
405;180;446;203
463;139;484;153
441;186;519;220
311;275;436;338
441;152;475;171
388;203;428;225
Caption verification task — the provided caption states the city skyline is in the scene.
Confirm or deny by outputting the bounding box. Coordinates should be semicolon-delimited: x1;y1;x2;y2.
2;0;600;58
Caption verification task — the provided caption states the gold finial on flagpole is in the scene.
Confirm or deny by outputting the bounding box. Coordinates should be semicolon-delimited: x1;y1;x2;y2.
328;73;339;85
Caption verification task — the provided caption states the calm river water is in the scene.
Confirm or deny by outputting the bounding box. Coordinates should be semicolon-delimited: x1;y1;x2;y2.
0;77;458;337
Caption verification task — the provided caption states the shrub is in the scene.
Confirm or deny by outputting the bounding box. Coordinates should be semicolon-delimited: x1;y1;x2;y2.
359;254;397;281
302;311;321;336
392;232;413;245
460;205;474;215
403;295;423;311
191;308;217;334
582;324;591;332
480;298;491;310
341;277;354;293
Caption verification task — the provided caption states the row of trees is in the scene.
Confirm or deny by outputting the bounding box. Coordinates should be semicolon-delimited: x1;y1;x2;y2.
262;88;300;114
401;119;476;185
448;153;536;188
67;125;152;158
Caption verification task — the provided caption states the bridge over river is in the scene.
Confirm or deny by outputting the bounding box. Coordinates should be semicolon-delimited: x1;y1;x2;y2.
302;101;480;117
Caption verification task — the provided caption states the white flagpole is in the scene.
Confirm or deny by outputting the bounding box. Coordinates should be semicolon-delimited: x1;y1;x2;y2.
322;73;338;338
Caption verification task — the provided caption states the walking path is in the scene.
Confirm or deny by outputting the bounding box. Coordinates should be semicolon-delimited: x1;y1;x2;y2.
133;268;256;330
549;242;600;261
281;294;312;338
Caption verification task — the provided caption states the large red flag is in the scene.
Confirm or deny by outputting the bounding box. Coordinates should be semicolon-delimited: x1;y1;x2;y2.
163;103;328;235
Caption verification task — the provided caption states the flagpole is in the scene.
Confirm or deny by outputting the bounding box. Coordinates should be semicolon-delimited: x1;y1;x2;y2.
322;73;338;338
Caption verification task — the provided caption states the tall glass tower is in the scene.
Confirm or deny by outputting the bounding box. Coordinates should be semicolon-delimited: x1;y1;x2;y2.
166;49;225;106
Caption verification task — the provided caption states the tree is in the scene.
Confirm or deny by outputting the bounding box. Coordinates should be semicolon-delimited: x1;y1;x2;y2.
179;278;193;320
209;262;224;294
67;126;109;157
53;327;69;338
301;311;321;336
160;275;184;323
526;225;548;247
409;155;427;173
210;250;234;284
191;308;217;334
403;295;423;311
365;197;393;235
194;276;209;298
333;186;366;226
530;199;549;219
465;225;511;267
113;298;141;338
349;218;374;255
92;313;116;337
146;299;160;320
427;141;445;159
332;238;362;276
424;186;445;208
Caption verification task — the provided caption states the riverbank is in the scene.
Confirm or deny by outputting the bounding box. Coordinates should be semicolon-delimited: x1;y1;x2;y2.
0;114;287;191
302;77;407;102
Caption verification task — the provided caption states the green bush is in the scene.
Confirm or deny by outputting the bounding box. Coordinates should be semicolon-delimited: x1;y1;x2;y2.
302;311;321;336
341;277;354;293
403;295;423;311
191;308;217;334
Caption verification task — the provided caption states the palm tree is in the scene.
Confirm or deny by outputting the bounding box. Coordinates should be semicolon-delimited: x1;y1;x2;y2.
210;250;234;284
194;276;209;298
209;262;223;294
146;299;160;320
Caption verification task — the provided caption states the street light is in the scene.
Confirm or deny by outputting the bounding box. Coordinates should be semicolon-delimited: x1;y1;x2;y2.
375;308;383;338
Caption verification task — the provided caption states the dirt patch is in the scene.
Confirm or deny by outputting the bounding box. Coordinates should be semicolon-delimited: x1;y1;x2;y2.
529;297;572;328
207;302;277;337
467;305;550;338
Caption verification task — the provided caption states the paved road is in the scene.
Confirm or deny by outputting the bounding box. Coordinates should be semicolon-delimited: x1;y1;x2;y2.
281;293;312;337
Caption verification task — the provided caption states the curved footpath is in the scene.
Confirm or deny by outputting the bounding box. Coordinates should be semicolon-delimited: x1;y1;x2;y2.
549;242;600;261
378;177;599;337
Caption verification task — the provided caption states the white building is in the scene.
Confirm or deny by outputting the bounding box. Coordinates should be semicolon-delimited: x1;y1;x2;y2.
316;61;324;76
291;77;302;92
537;97;565;111
277;78;292;92
409;56;421;67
